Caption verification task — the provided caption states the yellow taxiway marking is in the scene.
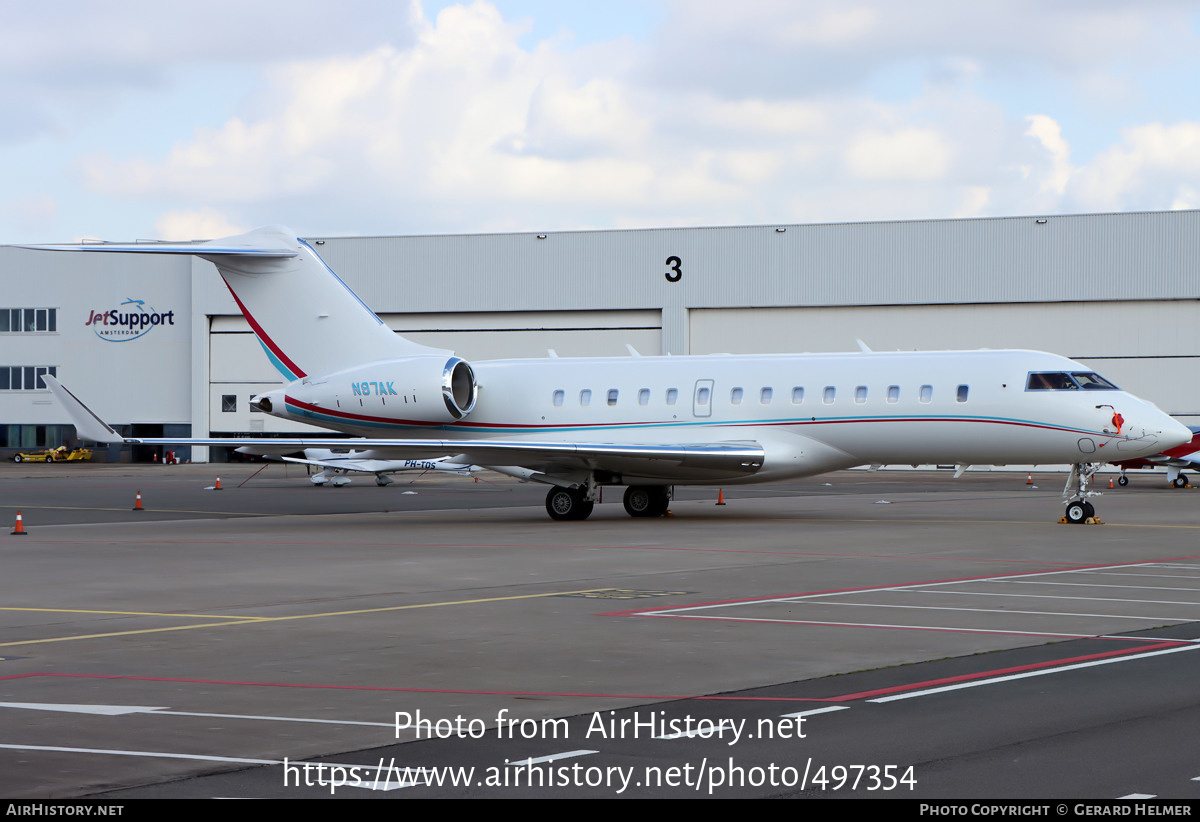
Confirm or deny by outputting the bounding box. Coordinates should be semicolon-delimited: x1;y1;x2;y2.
0;607;268;620
0;588;617;649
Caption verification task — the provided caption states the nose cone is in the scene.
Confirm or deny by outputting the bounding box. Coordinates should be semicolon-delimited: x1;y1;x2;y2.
1162;416;1193;450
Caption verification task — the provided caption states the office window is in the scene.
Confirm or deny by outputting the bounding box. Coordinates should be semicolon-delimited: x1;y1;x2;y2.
0;308;56;333
221;395;237;412
0;365;56;390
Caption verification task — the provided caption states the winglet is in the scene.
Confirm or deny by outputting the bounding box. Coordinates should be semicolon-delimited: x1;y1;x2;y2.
42;376;125;443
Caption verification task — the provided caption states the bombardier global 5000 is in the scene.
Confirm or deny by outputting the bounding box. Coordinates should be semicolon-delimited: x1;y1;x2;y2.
26;227;1190;523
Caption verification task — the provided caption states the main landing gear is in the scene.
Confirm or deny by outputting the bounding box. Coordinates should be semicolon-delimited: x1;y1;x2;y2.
622;485;671;518
545;485;595;521
1063;462;1101;524
544;483;673;521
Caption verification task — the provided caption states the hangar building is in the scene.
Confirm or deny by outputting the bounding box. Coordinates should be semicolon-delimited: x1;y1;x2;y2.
2;209;1197;462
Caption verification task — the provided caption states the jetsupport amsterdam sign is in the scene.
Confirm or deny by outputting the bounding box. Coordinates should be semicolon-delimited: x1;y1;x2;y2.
85;298;176;341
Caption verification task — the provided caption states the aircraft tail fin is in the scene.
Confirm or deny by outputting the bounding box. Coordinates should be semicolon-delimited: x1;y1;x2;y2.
22;226;445;379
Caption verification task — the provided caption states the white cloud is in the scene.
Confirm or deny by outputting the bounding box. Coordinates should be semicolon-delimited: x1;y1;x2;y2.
1072;122;1200;211
844;127;954;181
7;0;1199;242
154;209;246;241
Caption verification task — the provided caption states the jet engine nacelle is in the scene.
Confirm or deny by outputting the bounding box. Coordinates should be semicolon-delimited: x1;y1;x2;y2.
279;355;477;424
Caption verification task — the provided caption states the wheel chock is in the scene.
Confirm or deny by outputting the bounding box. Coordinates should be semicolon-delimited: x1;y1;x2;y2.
1058;516;1105;525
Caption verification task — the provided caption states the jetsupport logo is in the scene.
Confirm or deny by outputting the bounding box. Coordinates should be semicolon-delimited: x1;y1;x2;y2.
85;298;176;341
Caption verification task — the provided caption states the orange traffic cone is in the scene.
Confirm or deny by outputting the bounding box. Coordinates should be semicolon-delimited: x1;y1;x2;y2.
1108;478;1114;489
1026;473;1033;485
11;511;27;535
716;489;726;505
215;476;222;490
133;491;144;511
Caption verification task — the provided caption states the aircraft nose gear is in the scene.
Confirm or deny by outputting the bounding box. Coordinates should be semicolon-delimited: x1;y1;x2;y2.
1061;462;1103;524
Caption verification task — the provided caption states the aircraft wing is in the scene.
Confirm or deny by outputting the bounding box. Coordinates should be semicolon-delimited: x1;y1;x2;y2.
44;377;765;482
279;455;477;474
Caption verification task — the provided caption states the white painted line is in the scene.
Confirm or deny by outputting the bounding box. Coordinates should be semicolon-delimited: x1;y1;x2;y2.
157;710;392;727
1070;572;1200;580
997;580;1200;593
900;589;1200;607
0;701;392;727
867;643;1200;703
509;750;597;766
797;600;1195;621
643;562;1169;617
0;742;277;765
653;612;1109;638
778;705;850;720
0;702;168;716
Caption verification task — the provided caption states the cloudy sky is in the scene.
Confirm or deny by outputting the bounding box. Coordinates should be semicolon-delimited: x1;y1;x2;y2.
3;0;1199;242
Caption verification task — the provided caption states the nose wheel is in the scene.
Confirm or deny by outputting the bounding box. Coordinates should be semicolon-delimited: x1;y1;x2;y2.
1064;500;1095;524
1062;463;1102;524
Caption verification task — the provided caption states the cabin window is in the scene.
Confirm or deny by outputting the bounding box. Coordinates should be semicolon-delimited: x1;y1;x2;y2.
730;387;743;404
823;386;835;404
666;388;678;405
956;384;969;403
552;390;564;407
580;389;592;407
761;387;773;404
638;388;650;406
855;386;867;404
697;387;710;404
919;385;932;403
607;389;619;406
887;385;899;403
791;387;804;404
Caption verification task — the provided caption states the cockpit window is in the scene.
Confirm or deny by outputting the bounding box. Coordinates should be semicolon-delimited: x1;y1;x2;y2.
1026;371;1119;391
1070;372;1118;390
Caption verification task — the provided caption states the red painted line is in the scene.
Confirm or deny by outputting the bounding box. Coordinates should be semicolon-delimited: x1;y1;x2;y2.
826;640;1190;701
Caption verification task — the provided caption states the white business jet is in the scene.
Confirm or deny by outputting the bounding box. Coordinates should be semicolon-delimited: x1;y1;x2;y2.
29;227;1190;523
